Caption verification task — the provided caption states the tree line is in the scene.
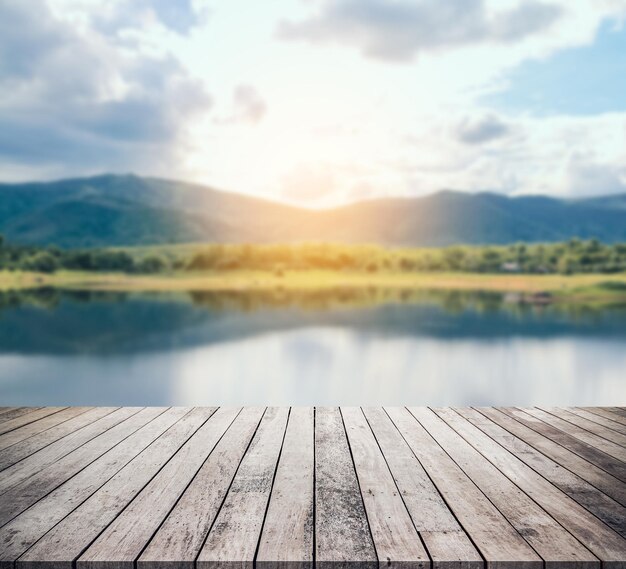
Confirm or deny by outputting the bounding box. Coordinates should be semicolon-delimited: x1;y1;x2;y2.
0;235;167;274
1;235;625;275
184;239;626;274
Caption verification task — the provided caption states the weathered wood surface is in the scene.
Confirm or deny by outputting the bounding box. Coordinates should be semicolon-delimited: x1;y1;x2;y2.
0;407;66;437
565;408;626;437
0;407;91;452
0;408;42;425
256;407;314;569
196;407;290;569
499;407;626;480
343;407;430;568
0;407;624;569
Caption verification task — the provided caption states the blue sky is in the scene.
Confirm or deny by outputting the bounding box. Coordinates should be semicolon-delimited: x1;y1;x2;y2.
486;21;626;115
0;0;625;205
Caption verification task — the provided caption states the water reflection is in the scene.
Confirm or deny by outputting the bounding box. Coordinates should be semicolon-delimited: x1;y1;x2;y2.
0;288;624;406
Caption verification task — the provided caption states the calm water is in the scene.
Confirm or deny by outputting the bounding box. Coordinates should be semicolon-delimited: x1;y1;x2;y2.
0;288;625;406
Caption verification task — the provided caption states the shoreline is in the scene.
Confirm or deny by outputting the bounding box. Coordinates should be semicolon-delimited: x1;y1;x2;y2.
1;269;626;303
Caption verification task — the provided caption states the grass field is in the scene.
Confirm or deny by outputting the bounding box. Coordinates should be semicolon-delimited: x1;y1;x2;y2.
1;269;626;303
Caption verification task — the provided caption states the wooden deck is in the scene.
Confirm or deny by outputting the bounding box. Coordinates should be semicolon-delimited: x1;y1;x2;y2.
0;407;624;569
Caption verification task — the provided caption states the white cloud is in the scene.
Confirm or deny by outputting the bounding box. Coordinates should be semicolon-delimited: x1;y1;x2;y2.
277;0;563;62
1;0;625;204
395;112;626;198
0;0;212;178
565;152;626;196
455;114;513;145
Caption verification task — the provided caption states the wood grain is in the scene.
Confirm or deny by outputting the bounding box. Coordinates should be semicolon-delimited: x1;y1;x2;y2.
521;408;626;462
499;407;626;481
0;407;143;500
363;407;481;569
566;408;626;437
0;407;66;437
196;407;289;569
0;407;174;566
343;406;429;569
0;408;42;424
257;407;314;569
583;409;626;427
479;407;626;506
76;407;224;569
0;407;117;472
0;407;91;452
0;407;621;569
456;407;626;538
387;406;542;569
138;407;265;569
433;408;625;566
315;407;377;569
20;408;216;569
418;407;598;568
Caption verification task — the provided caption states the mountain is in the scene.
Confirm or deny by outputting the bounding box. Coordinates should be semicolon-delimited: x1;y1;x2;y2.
0;174;625;247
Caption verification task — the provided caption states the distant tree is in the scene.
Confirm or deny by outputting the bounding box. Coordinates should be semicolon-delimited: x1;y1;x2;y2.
91;251;135;272
47;245;62;258
477;248;502;272
64;251;95;271
187;250;221;271
399;257;417;271
442;247;466;270
585;238;601;253
557;254;578;275
137;255;167;273
23;252;59;273
512;242;530;267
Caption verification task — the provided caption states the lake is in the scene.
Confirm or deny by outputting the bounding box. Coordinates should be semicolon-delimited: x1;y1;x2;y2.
0;288;625;407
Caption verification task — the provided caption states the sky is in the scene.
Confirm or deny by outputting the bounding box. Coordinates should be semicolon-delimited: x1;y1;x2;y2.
0;0;625;207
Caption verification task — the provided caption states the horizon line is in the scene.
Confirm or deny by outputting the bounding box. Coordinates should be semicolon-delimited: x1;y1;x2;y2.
0;171;624;211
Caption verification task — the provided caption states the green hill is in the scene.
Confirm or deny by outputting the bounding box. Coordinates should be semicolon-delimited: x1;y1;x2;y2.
1;174;625;247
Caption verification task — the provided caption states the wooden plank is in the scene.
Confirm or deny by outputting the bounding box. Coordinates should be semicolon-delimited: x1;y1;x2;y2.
74;407;223;569
0;408;42;424
0;407;162;526
24;407;222;569
0;407;183;567
0;407;140;498
386;407;542;569
138;407;265;569
342;407;430;568
539;408;626;448
607;408;626;419
522;408;626;462
414;407;598;567
363;407;481;569
500;407;626;481
477;408;626;506
456;407;626;538
257;407;314;569
567;409;626;437
0;407;117;472
314;407;377;569
0;407;91;452
0;407;66;436
0;406;623;569
582;408;626;427
196;407;290;569
432;407;626;566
